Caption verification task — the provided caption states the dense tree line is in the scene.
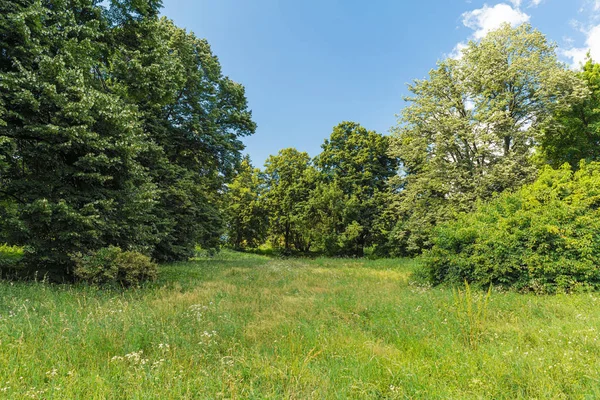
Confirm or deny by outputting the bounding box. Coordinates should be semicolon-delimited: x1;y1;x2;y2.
0;0;254;279
2;1;600;290
225;122;398;257
225;24;600;276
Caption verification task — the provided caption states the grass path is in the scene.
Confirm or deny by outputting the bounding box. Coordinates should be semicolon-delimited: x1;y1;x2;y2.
0;251;599;398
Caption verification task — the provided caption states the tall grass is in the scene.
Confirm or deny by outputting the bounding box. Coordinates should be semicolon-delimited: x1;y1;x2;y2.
453;281;492;348
0;251;597;398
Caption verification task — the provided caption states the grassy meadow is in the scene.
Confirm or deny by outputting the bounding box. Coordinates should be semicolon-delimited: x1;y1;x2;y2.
0;251;599;399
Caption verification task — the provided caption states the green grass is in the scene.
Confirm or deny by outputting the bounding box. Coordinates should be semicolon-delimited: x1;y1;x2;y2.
0;250;599;398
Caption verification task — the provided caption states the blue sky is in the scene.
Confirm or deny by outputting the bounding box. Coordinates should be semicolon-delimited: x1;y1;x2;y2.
161;0;600;166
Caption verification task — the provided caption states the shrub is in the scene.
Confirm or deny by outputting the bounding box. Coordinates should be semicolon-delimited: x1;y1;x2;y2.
423;162;600;293
0;243;23;261
0;244;24;272
113;251;159;285
73;247;158;286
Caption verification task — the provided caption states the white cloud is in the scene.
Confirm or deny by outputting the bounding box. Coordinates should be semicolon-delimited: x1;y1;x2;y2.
450;3;531;59
449;42;468;60
530;0;543;6
462;4;531;39
562;24;600;68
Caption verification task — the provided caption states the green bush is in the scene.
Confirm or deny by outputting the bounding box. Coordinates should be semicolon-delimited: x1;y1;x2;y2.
0;244;23;269
73;247;158;286
423;162;600;293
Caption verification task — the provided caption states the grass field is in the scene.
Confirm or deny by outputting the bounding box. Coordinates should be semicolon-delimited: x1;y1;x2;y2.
0;251;599;399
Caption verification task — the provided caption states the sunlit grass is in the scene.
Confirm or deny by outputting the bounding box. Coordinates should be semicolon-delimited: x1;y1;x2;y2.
0;250;598;398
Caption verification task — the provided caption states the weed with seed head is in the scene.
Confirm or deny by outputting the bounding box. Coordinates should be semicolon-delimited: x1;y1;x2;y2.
453;281;492;348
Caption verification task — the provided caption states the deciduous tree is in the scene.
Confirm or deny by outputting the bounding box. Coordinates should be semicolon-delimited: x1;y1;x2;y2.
315;122;398;256
263;148;315;252
390;23;586;254
225;156;268;249
107;14;256;261
541;57;600;168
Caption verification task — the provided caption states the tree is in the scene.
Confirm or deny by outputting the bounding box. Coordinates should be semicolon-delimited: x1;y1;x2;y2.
0;0;158;277
263;148;315;252
541;57;600;168
314;122;398;256
105;11;256;261
0;0;256;277
302;179;346;255
224;156;268;249
390;23;586;254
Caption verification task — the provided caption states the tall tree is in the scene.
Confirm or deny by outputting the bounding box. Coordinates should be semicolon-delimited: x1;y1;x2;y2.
0;0;256;277
390;23;586;254
314;122;398;256
224;156;268;249
106;13;256;261
263;148;315;252
0;0;158;277
541;57;600;168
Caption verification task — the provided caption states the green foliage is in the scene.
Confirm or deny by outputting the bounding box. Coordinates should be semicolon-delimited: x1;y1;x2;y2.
4;0;600;296
0;244;23;270
390;23;586;255
301;179;347;255
224;156;268;249
0;0;255;276
312;122;398;256
0;0;160;275
242;122;398;257
263;148;316;252
107;15;256;261
72;246;157;286
541;57;600;168
424;162;600;293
